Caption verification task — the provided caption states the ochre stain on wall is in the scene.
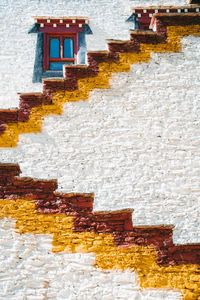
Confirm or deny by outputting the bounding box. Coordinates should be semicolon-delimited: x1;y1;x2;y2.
0;24;200;147
1;163;199;267
0;198;199;300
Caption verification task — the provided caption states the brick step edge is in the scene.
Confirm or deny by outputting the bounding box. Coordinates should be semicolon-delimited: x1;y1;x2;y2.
0;13;200;134
0;163;199;266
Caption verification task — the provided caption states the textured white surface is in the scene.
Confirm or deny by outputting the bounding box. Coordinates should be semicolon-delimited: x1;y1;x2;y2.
0;219;182;299
0;35;199;244
0;0;188;107
0;1;199;298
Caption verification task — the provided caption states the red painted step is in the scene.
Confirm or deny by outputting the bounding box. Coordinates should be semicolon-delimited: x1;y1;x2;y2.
0;163;199;266
0;13;200;134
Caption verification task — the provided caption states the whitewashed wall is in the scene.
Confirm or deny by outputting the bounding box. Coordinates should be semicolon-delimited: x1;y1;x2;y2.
0;218;182;299
1;35;200;244
0;0;199;299
0;0;188;107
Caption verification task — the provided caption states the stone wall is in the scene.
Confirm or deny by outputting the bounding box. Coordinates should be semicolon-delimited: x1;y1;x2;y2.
0;0;187;107
0;0;199;299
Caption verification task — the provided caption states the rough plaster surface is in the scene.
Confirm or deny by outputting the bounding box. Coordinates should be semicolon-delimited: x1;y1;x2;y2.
0;219;182;299
0;0;199;298
0;0;188;107
0;36;199;245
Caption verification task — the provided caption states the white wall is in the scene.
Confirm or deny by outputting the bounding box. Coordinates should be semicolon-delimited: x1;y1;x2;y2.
0;0;199;298
0;219;182;299
0;35;199;245
0;0;188;107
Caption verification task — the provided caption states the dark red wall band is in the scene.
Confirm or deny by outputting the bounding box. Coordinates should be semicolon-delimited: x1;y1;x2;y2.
1;13;200;135
0;163;199;266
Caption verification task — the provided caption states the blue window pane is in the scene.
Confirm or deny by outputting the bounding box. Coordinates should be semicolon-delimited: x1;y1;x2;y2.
50;39;60;58
50;62;73;70
64;39;74;58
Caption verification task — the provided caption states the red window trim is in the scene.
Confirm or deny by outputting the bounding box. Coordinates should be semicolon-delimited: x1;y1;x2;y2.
43;32;79;71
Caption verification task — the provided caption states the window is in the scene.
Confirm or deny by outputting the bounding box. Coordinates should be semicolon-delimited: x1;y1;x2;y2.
29;17;92;82
44;34;76;70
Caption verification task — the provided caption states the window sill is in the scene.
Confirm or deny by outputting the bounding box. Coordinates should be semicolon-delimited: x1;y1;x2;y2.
42;70;63;79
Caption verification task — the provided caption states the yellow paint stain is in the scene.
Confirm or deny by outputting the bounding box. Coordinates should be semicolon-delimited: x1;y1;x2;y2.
0;25;200;147
0;198;199;299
